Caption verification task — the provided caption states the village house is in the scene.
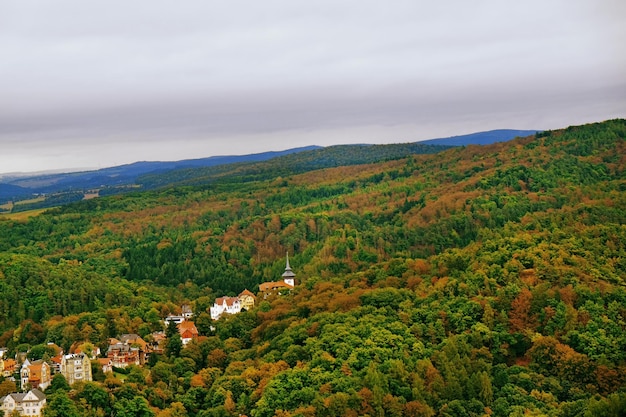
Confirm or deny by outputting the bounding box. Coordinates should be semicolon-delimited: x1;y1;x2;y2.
259;253;296;296
148;331;166;355
45;343;65;375
238;289;256;311
0;359;16;379
107;338;142;368
50;355;62;375
178;321;199;345
0;389;46;417
60;353;92;385
164;315;186;326
165;304;194;327
210;296;241;320
97;357;113;374
20;360;51;391
118;334;148;359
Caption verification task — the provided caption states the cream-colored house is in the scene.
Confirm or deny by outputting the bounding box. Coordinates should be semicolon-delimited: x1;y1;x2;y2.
0;389;46;417
238;289;256;310
60;353;92;385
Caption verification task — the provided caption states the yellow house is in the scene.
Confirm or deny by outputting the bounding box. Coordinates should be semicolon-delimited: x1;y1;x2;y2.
1;359;17;378
238;289;256;311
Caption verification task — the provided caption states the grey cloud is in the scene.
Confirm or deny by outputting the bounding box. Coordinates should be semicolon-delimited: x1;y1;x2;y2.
0;0;624;173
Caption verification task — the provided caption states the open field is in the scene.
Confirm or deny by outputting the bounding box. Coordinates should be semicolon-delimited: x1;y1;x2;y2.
0;208;49;220
14;196;46;205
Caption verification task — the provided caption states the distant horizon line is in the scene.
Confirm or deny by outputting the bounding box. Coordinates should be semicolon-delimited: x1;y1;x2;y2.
0;127;542;178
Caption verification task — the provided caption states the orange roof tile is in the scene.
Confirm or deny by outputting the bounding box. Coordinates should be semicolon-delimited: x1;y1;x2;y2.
178;321;198;335
239;289;256;298
259;281;293;292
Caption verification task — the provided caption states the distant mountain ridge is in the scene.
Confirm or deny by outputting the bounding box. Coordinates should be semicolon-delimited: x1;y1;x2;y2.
0;129;537;206
0;146;321;202
419;129;539;146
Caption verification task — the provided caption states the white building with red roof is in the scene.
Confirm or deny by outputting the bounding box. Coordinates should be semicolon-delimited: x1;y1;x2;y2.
210;296;241;320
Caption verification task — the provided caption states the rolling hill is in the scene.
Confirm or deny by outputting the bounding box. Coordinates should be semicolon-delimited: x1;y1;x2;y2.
0;129;536;208
0;119;623;416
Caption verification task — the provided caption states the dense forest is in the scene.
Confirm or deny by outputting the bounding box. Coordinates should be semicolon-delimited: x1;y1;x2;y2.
0;119;625;416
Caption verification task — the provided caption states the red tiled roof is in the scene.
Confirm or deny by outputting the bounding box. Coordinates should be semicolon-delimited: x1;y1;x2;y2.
259;281;293;292
216;296;239;306
178;321;198;335
239;289;256;298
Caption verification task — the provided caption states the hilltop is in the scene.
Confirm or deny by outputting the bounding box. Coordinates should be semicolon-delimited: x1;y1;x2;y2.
0;119;624;416
0;128;536;209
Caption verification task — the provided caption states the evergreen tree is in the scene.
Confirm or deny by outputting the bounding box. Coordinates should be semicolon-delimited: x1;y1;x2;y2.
165;321;182;358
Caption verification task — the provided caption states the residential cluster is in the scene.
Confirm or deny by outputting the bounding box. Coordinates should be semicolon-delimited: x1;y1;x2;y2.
0;256;296;416
0;308;199;417
209;254;297;320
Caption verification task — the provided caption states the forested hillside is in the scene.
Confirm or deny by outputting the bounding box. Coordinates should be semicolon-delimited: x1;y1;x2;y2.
0;119;625;416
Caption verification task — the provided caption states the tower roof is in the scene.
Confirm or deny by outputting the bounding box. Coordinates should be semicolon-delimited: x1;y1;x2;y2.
282;252;295;278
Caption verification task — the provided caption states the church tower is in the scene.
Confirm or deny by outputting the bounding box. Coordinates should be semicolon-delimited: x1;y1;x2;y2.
282;252;295;287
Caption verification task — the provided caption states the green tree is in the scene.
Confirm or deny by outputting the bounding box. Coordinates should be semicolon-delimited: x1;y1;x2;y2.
113;396;155;417
43;391;81;417
28;344;57;361
475;371;493;406
78;382;111;415
46;374;70;395
165;322;182;358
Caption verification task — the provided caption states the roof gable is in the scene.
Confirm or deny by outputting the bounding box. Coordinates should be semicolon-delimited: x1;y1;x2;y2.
239;289;256;298
178;321;198;334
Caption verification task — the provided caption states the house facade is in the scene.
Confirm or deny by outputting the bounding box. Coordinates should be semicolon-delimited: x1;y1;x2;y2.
20;360;51;391
210;297;242;320
60;353;92;385
107;340;141;368
238;289;256;311
0;359;16;378
97;358;113;374
0;389;46;417
178;321;199;345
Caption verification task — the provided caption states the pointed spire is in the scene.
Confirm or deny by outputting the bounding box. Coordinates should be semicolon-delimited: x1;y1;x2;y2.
282;252;295;279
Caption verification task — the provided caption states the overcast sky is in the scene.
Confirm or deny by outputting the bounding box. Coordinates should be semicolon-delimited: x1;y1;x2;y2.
1;0;624;174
